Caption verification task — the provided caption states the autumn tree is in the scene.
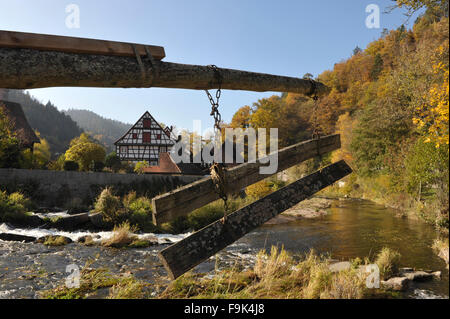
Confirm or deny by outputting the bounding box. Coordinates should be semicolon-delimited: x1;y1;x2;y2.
0;108;21;168
230;105;251;128
65;133;106;171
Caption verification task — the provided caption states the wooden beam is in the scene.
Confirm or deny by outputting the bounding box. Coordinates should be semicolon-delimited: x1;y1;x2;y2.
0;30;166;60
158;160;353;279
0;46;329;96
152;135;340;225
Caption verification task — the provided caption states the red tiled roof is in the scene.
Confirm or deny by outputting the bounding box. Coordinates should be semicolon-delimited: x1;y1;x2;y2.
143;152;181;174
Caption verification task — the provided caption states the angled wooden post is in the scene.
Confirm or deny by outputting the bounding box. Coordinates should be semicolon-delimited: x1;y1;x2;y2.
158;160;352;279
152;134;341;225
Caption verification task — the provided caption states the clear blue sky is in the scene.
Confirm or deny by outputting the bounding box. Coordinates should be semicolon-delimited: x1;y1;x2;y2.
0;0;420;132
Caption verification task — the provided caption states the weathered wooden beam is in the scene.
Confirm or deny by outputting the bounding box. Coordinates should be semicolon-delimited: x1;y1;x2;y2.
0;46;329;96
159;160;353;279
152;135;341;225
0;30;166;60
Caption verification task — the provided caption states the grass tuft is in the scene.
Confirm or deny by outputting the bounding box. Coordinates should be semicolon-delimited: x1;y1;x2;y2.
375;247;402;280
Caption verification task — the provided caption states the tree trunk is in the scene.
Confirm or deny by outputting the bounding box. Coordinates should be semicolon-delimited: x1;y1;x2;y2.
0;47;329;96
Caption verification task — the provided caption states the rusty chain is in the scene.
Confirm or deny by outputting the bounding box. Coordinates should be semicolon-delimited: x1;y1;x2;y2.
205;65;223;132
204;65;230;223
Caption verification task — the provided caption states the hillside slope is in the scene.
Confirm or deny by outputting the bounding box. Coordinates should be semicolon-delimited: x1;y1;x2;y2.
4;89;83;155
64;109;130;151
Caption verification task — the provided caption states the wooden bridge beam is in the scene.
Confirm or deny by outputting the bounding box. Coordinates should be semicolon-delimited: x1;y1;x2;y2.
152;134;341;225
158;160;353;279
0;31;329;95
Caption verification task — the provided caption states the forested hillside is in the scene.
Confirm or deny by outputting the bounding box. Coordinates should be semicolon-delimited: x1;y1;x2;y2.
229;1;449;229
4;89;83;155
64;109;130;151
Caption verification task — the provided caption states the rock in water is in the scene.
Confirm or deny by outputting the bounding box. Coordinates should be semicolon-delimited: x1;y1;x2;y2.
401;271;434;282
36;235;73;246
52;213;90;230
0;233;37;243
381;277;410;291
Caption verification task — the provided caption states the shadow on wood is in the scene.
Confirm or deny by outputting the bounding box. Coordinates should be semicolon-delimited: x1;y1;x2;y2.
158;160;353;279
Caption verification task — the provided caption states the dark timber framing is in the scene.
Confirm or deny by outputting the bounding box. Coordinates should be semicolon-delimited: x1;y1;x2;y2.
158;160;353;279
114;111;175;163
152;134;341;225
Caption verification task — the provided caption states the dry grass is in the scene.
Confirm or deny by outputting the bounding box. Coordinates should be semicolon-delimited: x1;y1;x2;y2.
375;247;402;280
102;222;138;248
94;187;126;224
161;247;372;299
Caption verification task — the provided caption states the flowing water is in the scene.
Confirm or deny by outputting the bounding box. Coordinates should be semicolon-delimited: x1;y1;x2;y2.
0;199;448;299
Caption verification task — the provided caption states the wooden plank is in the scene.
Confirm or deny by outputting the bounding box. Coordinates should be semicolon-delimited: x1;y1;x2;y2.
159;160;353;279
152;134;341;225
0;45;329;95
0;30;165;60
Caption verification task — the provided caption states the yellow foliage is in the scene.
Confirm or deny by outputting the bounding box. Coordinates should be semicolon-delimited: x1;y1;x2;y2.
246;180;272;200
413;43;449;149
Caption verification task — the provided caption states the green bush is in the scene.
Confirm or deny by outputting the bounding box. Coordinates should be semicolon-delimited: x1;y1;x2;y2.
63;160;79;171
105;152;122;172
124;192;157;232
90;161;105;172
134;161;149;174
187;201;226;231
0;190;33;224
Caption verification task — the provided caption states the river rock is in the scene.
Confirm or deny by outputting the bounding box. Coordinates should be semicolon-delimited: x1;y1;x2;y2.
6;215;46;228
431;271;441;279
36;235;73;246
139;234;159;244
52;213;90;230
89;212;111;229
0;233;37;243
381;277;410;291
401;270;434;282
77;235;95;245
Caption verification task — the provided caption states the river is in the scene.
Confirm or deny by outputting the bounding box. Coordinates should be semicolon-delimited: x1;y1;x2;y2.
0;198;448;299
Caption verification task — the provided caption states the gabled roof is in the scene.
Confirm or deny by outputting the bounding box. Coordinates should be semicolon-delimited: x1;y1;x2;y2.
0;100;40;148
143;152;181;174
114;110;175;146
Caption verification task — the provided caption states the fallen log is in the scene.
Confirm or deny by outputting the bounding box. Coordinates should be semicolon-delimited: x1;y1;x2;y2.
0;31;329;95
152;134;340;225
159;160;352;279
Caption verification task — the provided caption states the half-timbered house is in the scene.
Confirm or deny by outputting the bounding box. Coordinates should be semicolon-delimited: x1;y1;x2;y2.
114;111;175;166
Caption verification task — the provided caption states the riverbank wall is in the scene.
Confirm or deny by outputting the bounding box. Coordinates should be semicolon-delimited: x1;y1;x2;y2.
0;168;201;207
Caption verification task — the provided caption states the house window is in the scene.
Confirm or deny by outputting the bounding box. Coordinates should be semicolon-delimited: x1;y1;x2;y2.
143;118;151;128
120;146;128;154
157;134;161;140
143;132;151;143
132;133;138;139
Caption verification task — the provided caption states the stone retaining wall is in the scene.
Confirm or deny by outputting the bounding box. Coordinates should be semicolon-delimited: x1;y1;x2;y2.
0;168;201;207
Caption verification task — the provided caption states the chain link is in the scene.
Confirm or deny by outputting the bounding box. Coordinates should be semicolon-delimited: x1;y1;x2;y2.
204;65;230;223
205;65;223;132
